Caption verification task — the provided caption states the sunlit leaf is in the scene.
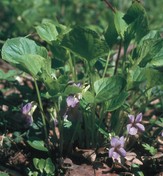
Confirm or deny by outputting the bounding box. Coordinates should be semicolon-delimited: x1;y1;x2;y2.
38;158;46;173
1;37;48;77
45;158;55;174
27;138;48;152
33;158;40;170
36;21;58;42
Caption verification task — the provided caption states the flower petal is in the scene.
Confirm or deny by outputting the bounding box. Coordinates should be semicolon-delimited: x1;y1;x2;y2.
112;152;120;160
128;126;138;135
135;113;142;122
24;114;33;128
136;123;145;132
110;137;119;147
109;148;114;158
127;124;132;133
128;115;135;123
21;103;32;114
118;147;126;157
119;136;125;147
66;96;79;108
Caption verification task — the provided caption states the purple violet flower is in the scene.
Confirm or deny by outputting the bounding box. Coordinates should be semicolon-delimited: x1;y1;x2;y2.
109;136;126;160
66;96;79;108
21;102;35;128
127;113;145;135
21;103;32;114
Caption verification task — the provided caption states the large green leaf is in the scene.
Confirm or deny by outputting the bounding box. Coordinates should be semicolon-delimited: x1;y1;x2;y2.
114;11;128;39
61;26;109;61
132;31;163;67
123;1;149;43
138;38;163;67
36;21;58;43
2;37;48;63
104;12;118;48
1;37;48;77
16;54;45;76
94;76;126;103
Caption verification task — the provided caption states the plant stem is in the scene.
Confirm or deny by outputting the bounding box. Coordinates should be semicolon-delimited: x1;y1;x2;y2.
58;115;63;156
68;120;80;152
91;103;96;147
88;62;96;147
33;78;48;143
102;52;111;78
130;88;150;108
114;39;122;75
102;0;116;13
68;52;77;82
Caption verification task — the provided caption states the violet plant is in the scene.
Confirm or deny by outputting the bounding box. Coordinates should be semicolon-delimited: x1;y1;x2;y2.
109;136;126;160
1;0;163;174
127;113;145;135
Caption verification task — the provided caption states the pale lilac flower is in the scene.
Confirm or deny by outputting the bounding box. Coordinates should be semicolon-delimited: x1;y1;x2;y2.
109;136;126;160
66;96;79;108
127;113;145;135
21;102;36;128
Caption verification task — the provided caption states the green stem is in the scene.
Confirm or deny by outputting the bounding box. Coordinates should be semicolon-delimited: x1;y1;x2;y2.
68;52;77;82
122;46;128;74
58;115;63;156
68;120;80;152
91;103;96;147
33;78;48;142
102;52;111;78
88;62;96;147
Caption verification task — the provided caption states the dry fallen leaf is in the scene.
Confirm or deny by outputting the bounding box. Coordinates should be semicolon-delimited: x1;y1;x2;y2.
125;152;137;161
125;152;143;166
75;147;96;162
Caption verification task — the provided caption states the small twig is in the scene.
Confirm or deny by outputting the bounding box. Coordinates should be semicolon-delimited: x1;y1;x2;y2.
102;0;116;13
114;39;122;75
